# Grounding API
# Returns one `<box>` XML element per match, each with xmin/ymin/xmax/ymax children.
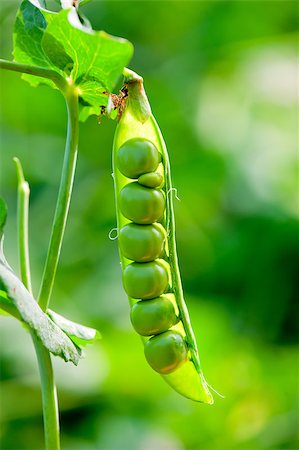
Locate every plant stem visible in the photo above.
<box><xmin>0</xmin><ymin>59</ymin><xmax>67</xmax><ymax>91</ymax></box>
<box><xmin>14</xmin><ymin>158</ymin><xmax>32</xmax><ymax>293</ymax></box>
<box><xmin>34</xmin><ymin>87</ymin><xmax>79</xmax><ymax>448</ymax></box>
<box><xmin>38</xmin><ymin>88</ymin><xmax>79</xmax><ymax>311</ymax></box>
<box><xmin>4</xmin><ymin>56</ymin><xmax>79</xmax><ymax>449</ymax></box>
<box><xmin>14</xmin><ymin>159</ymin><xmax>61</xmax><ymax>450</ymax></box>
<box><xmin>32</xmin><ymin>337</ymin><xmax>60</xmax><ymax>450</ymax></box>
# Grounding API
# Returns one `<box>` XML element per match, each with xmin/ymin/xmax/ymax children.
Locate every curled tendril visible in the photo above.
<box><xmin>166</xmin><ymin>187</ymin><xmax>181</xmax><ymax>202</ymax></box>
<box><xmin>108</xmin><ymin>228</ymin><xmax>118</xmax><ymax>241</ymax></box>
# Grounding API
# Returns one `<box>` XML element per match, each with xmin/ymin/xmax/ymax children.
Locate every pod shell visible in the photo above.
<box><xmin>112</xmin><ymin>77</ymin><xmax>214</xmax><ymax>404</ymax></box>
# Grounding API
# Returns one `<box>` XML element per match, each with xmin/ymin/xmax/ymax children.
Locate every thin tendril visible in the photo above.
<box><xmin>166</xmin><ymin>187</ymin><xmax>181</xmax><ymax>202</ymax></box>
<box><xmin>108</xmin><ymin>227</ymin><xmax>118</xmax><ymax>240</ymax></box>
<box><xmin>206</xmin><ymin>382</ymin><xmax>225</xmax><ymax>399</ymax></box>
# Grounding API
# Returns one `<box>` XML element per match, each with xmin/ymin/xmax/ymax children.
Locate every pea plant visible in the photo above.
<box><xmin>0</xmin><ymin>0</ymin><xmax>214</xmax><ymax>448</ymax></box>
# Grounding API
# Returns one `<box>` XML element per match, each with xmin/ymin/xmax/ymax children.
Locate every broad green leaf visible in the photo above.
<box><xmin>42</xmin><ymin>8</ymin><xmax>133</xmax><ymax>118</ymax></box>
<box><xmin>13</xmin><ymin>0</ymin><xmax>133</xmax><ymax>120</ymax></box>
<box><xmin>45</xmin><ymin>8</ymin><xmax>131</xmax><ymax>91</ymax></box>
<box><xmin>48</xmin><ymin>309</ymin><xmax>101</xmax><ymax>347</ymax></box>
<box><xmin>13</xmin><ymin>0</ymin><xmax>60</xmax><ymax>88</ymax></box>
<box><xmin>0</xmin><ymin>257</ymin><xmax>81</xmax><ymax>364</ymax></box>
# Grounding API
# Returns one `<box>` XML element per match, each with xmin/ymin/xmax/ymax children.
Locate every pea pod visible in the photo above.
<box><xmin>112</xmin><ymin>69</ymin><xmax>213</xmax><ymax>404</ymax></box>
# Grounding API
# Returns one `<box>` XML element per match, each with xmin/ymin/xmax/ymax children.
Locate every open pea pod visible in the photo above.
<box><xmin>112</xmin><ymin>69</ymin><xmax>213</xmax><ymax>404</ymax></box>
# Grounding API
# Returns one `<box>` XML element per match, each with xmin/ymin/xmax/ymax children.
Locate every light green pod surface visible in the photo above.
<box><xmin>112</xmin><ymin>71</ymin><xmax>213</xmax><ymax>404</ymax></box>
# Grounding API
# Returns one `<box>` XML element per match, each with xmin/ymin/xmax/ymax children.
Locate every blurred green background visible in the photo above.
<box><xmin>0</xmin><ymin>1</ymin><xmax>298</xmax><ymax>449</ymax></box>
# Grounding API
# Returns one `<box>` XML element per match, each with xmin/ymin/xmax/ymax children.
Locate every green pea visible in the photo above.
<box><xmin>144</xmin><ymin>331</ymin><xmax>188</xmax><ymax>374</ymax></box>
<box><xmin>123</xmin><ymin>260</ymin><xmax>168</xmax><ymax>299</ymax></box>
<box><xmin>119</xmin><ymin>182</ymin><xmax>165</xmax><ymax>224</ymax></box>
<box><xmin>119</xmin><ymin>223</ymin><xmax>166</xmax><ymax>262</ymax></box>
<box><xmin>138</xmin><ymin>172</ymin><xmax>164</xmax><ymax>188</ymax></box>
<box><xmin>130</xmin><ymin>295</ymin><xmax>178</xmax><ymax>336</ymax></box>
<box><xmin>117</xmin><ymin>138</ymin><xmax>161</xmax><ymax>179</ymax></box>
<box><xmin>113</xmin><ymin>70</ymin><xmax>214</xmax><ymax>403</ymax></box>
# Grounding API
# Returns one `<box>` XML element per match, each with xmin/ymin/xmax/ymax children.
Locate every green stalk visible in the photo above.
<box><xmin>3</xmin><ymin>56</ymin><xmax>80</xmax><ymax>447</ymax></box>
<box><xmin>32</xmin><ymin>338</ymin><xmax>60</xmax><ymax>450</ymax></box>
<box><xmin>14</xmin><ymin>158</ymin><xmax>32</xmax><ymax>293</ymax></box>
<box><xmin>14</xmin><ymin>160</ymin><xmax>60</xmax><ymax>450</ymax></box>
<box><xmin>38</xmin><ymin>88</ymin><xmax>79</xmax><ymax>311</ymax></box>
<box><xmin>0</xmin><ymin>59</ymin><xmax>67</xmax><ymax>90</ymax></box>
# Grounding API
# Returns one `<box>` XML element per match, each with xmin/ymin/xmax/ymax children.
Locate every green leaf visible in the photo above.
<box><xmin>42</xmin><ymin>8</ymin><xmax>133</xmax><ymax>118</ymax></box>
<box><xmin>0</xmin><ymin>290</ymin><xmax>21</xmax><ymax>318</ymax></box>
<box><xmin>13</xmin><ymin>0</ymin><xmax>59</xmax><ymax>88</ymax></box>
<box><xmin>13</xmin><ymin>0</ymin><xmax>133</xmax><ymax>119</ymax></box>
<box><xmin>79</xmin><ymin>0</ymin><xmax>92</xmax><ymax>6</ymax></box>
<box><xmin>0</xmin><ymin>257</ymin><xmax>81</xmax><ymax>365</ymax></box>
<box><xmin>46</xmin><ymin>9</ymin><xmax>131</xmax><ymax>91</ymax></box>
<box><xmin>0</xmin><ymin>290</ymin><xmax>10</xmax><ymax>316</ymax></box>
<box><xmin>79</xmin><ymin>103</ymin><xmax>101</xmax><ymax>122</ymax></box>
<box><xmin>0</xmin><ymin>198</ymin><xmax>7</xmax><ymax>240</ymax></box>
<box><xmin>48</xmin><ymin>309</ymin><xmax>101</xmax><ymax>347</ymax></box>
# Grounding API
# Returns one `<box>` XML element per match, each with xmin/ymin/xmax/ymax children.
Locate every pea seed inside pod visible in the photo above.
<box><xmin>117</xmin><ymin>137</ymin><xmax>161</xmax><ymax>179</ymax></box>
<box><xmin>130</xmin><ymin>295</ymin><xmax>178</xmax><ymax>336</ymax></box>
<box><xmin>138</xmin><ymin>172</ymin><xmax>164</xmax><ymax>188</ymax></box>
<box><xmin>123</xmin><ymin>260</ymin><xmax>169</xmax><ymax>299</ymax></box>
<box><xmin>119</xmin><ymin>182</ymin><xmax>165</xmax><ymax>224</ymax></box>
<box><xmin>113</xmin><ymin>72</ymin><xmax>214</xmax><ymax>403</ymax></box>
<box><xmin>144</xmin><ymin>330</ymin><xmax>188</xmax><ymax>374</ymax></box>
<box><xmin>119</xmin><ymin>223</ymin><xmax>166</xmax><ymax>262</ymax></box>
